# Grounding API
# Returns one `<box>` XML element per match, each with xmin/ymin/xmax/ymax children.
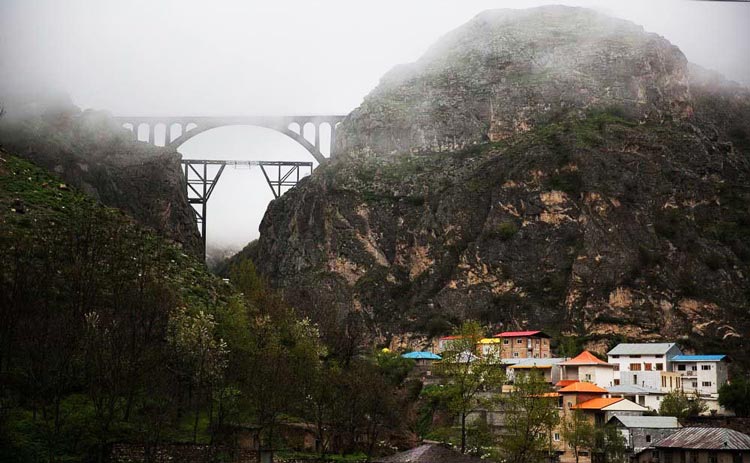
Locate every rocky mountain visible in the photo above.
<box><xmin>250</xmin><ymin>6</ymin><xmax>750</xmax><ymax>365</ymax></box>
<box><xmin>0</xmin><ymin>97</ymin><xmax>202</xmax><ymax>256</ymax></box>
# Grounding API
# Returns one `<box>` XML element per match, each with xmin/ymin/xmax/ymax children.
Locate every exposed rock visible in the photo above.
<box><xmin>249</xmin><ymin>7</ymin><xmax>750</xmax><ymax>366</ymax></box>
<box><xmin>0</xmin><ymin>103</ymin><xmax>202</xmax><ymax>256</ymax></box>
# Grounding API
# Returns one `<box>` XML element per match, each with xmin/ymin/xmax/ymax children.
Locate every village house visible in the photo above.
<box><xmin>402</xmin><ymin>351</ymin><xmax>442</xmax><ymax>385</ymax></box>
<box><xmin>504</xmin><ymin>357</ymin><xmax>566</xmax><ymax>384</ymax></box>
<box><xmin>560</xmin><ymin>351</ymin><xmax>617</xmax><ymax>388</ymax></box>
<box><xmin>607</xmin><ymin>384</ymin><xmax>665</xmax><ymax>411</ymax></box>
<box><xmin>608</xmin><ymin>343</ymin><xmax>684</xmax><ymax>389</ymax></box>
<box><xmin>636</xmin><ymin>427</ymin><xmax>750</xmax><ymax>463</ymax></box>
<box><xmin>494</xmin><ymin>330</ymin><xmax>552</xmax><ymax>359</ymax></box>
<box><xmin>436</xmin><ymin>335</ymin><xmax>463</xmax><ymax>353</ymax></box>
<box><xmin>477</xmin><ymin>337</ymin><xmax>502</xmax><ymax>357</ymax></box>
<box><xmin>670</xmin><ymin>355</ymin><xmax>729</xmax><ymax>397</ymax></box>
<box><xmin>607</xmin><ymin>415</ymin><xmax>681</xmax><ymax>455</ymax></box>
<box><xmin>571</xmin><ymin>397</ymin><xmax>648</xmax><ymax>426</ymax></box>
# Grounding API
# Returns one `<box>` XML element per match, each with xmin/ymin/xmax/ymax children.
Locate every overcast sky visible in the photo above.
<box><xmin>1</xmin><ymin>0</ymin><xmax>749</xmax><ymax>256</ymax></box>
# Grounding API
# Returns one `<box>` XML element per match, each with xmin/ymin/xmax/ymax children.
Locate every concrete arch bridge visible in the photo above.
<box><xmin>113</xmin><ymin>115</ymin><xmax>347</xmax><ymax>256</ymax></box>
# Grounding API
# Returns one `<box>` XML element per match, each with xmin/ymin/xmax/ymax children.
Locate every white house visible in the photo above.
<box><xmin>559</xmin><ymin>350</ymin><xmax>616</xmax><ymax>388</ymax></box>
<box><xmin>607</xmin><ymin>343</ymin><xmax>683</xmax><ymax>389</ymax></box>
<box><xmin>606</xmin><ymin>384</ymin><xmax>665</xmax><ymax>411</ymax></box>
<box><xmin>670</xmin><ymin>355</ymin><xmax>728</xmax><ymax>397</ymax></box>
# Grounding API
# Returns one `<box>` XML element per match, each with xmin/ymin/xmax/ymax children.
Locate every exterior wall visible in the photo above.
<box><xmin>621</xmin><ymin>370</ymin><xmax>663</xmax><ymax>390</ymax></box>
<box><xmin>672</xmin><ymin>361</ymin><xmax>728</xmax><ymax>396</ymax></box>
<box><xmin>624</xmin><ymin>427</ymin><xmax>679</xmax><ymax>453</ymax></box>
<box><xmin>499</xmin><ymin>336</ymin><xmax>551</xmax><ymax>359</ymax></box>
<box><xmin>578</xmin><ymin>365</ymin><xmax>616</xmax><ymax>388</ymax></box>
<box><xmin>609</xmin><ymin>345</ymin><xmax>682</xmax><ymax>384</ymax></box>
<box><xmin>660</xmin><ymin>372</ymin><xmax>684</xmax><ymax>392</ymax></box>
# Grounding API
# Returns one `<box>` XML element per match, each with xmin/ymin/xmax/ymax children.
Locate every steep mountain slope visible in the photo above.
<box><xmin>251</xmin><ymin>7</ymin><xmax>750</xmax><ymax>363</ymax></box>
<box><xmin>0</xmin><ymin>99</ymin><xmax>202</xmax><ymax>256</ymax></box>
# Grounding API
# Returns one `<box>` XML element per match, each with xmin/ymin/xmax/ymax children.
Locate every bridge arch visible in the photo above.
<box><xmin>114</xmin><ymin>115</ymin><xmax>346</xmax><ymax>164</ymax></box>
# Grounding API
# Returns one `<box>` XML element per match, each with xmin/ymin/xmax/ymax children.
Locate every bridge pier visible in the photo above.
<box><xmin>180</xmin><ymin>159</ymin><xmax>313</xmax><ymax>258</ymax></box>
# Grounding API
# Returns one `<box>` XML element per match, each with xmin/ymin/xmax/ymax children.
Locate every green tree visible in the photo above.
<box><xmin>659</xmin><ymin>390</ymin><xmax>708</xmax><ymax>420</ymax></box>
<box><xmin>432</xmin><ymin>321</ymin><xmax>505</xmax><ymax>454</ymax></box>
<box><xmin>595</xmin><ymin>425</ymin><xmax>627</xmax><ymax>463</ymax></box>
<box><xmin>718</xmin><ymin>377</ymin><xmax>750</xmax><ymax>417</ymax></box>
<box><xmin>562</xmin><ymin>410</ymin><xmax>595</xmax><ymax>463</ymax></box>
<box><xmin>498</xmin><ymin>371</ymin><xmax>560</xmax><ymax>463</ymax></box>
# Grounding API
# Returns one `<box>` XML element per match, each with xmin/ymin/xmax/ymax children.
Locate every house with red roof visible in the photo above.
<box><xmin>493</xmin><ymin>330</ymin><xmax>551</xmax><ymax>359</ymax></box>
<box><xmin>559</xmin><ymin>351</ymin><xmax>617</xmax><ymax>388</ymax></box>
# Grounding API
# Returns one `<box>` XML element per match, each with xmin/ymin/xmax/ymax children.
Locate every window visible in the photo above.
<box><xmin>543</xmin><ymin>339</ymin><xmax>548</xmax><ymax>345</ymax></box>
<box><xmin>614</xmin><ymin>379</ymin><xmax>620</xmax><ymax>385</ymax></box>
<box><xmin>554</xmin><ymin>433</ymin><xmax>560</xmax><ymax>442</ymax></box>
<box><xmin>692</xmin><ymin>381</ymin><xmax>698</xmax><ymax>388</ymax></box>
<box><xmin>567</xmin><ymin>402</ymin><xmax>573</xmax><ymax>409</ymax></box>
<box><xmin>655</xmin><ymin>363</ymin><xmax>664</xmax><ymax>371</ymax></box>
<box><xmin>513</xmin><ymin>352</ymin><xmax>519</xmax><ymax>358</ymax></box>
<box><xmin>630</xmin><ymin>363</ymin><xmax>642</xmax><ymax>371</ymax></box>
<box><xmin>517</xmin><ymin>339</ymin><xmax>523</xmax><ymax>344</ymax></box>
<box><xmin>691</xmin><ymin>365</ymin><xmax>698</xmax><ymax>371</ymax></box>
<box><xmin>612</xmin><ymin>355</ymin><xmax>620</xmax><ymax>359</ymax></box>
<box><xmin>662</xmin><ymin>377</ymin><xmax>667</xmax><ymax>388</ymax></box>
<box><xmin>613</xmin><ymin>364</ymin><xmax>620</xmax><ymax>371</ymax></box>
<box><xmin>630</xmin><ymin>355</ymin><xmax>641</xmax><ymax>358</ymax></box>
<box><xmin>689</xmin><ymin>452</ymin><xmax>698</xmax><ymax>463</ymax></box>
<box><xmin>678</xmin><ymin>365</ymin><xmax>686</xmax><ymax>371</ymax></box>
<box><xmin>655</xmin><ymin>354</ymin><xmax>664</xmax><ymax>358</ymax></box>
<box><xmin>701</xmin><ymin>365</ymin><xmax>712</xmax><ymax>371</ymax></box>
<box><xmin>585</xmin><ymin>374</ymin><xmax>592</xmax><ymax>381</ymax></box>
<box><xmin>702</xmin><ymin>381</ymin><xmax>712</xmax><ymax>387</ymax></box>
<box><xmin>634</xmin><ymin>374</ymin><xmax>638</xmax><ymax>385</ymax></box>
<box><xmin>664</xmin><ymin>451</ymin><xmax>673</xmax><ymax>463</ymax></box>
<box><xmin>503</xmin><ymin>339</ymin><xmax>509</xmax><ymax>345</ymax></box>
<box><xmin>645</xmin><ymin>363</ymin><xmax>653</xmax><ymax>371</ymax></box>
<box><xmin>709</xmin><ymin>452</ymin><xmax>718</xmax><ymax>463</ymax></box>
<box><xmin>646</xmin><ymin>435</ymin><xmax>651</xmax><ymax>443</ymax></box>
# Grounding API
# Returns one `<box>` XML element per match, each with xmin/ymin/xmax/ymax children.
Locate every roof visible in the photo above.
<box><xmin>402</xmin><ymin>352</ymin><xmax>442</xmax><ymax>360</ymax></box>
<box><xmin>572</xmin><ymin>397</ymin><xmax>623</xmax><ymax>410</ymax></box>
<box><xmin>561</xmin><ymin>351</ymin><xmax>612</xmax><ymax>366</ymax></box>
<box><xmin>556</xmin><ymin>380</ymin><xmax>579</xmax><ymax>387</ymax></box>
<box><xmin>652</xmin><ymin>427</ymin><xmax>750</xmax><ymax>451</ymax></box>
<box><xmin>559</xmin><ymin>382</ymin><xmax>608</xmax><ymax>394</ymax></box>
<box><xmin>510</xmin><ymin>364</ymin><xmax>552</xmax><ymax>369</ymax></box>
<box><xmin>671</xmin><ymin>355</ymin><xmax>727</xmax><ymax>362</ymax></box>
<box><xmin>373</xmin><ymin>444</ymin><xmax>484</xmax><ymax>463</ymax></box>
<box><xmin>493</xmin><ymin>330</ymin><xmax>550</xmax><ymax>338</ymax></box>
<box><xmin>503</xmin><ymin>358</ymin><xmax>567</xmax><ymax>367</ymax></box>
<box><xmin>608</xmin><ymin>416</ymin><xmax>681</xmax><ymax>429</ymax></box>
<box><xmin>607</xmin><ymin>343</ymin><xmax>680</xmax><ymax>356</ymax></box>
<box><xmin>439</xmin><ymin>335</ymin><xmax>463</xmax><ymax>341</ymax></box>
<box><xmin>477</xmin><ymin>338</ymin><xmax>501</xmax><ymax>344</ymax></box>
<box><xmin>607</xmin><ymin>384</ymin><xmax>663</xmax><ymax>395</ymax></box>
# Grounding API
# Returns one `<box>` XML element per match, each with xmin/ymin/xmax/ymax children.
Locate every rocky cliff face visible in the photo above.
<box><xmin>0</xmin><ymin>101</ymin><xmax>202</xmax><ymax>256</ymax></box>
<box><xmin>252</xmin><ymin>7</ymin><xmax>750</xmax><ymax>363</ymax></box>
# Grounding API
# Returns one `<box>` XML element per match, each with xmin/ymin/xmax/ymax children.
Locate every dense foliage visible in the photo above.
<box><xmin>0</xmin><ymin>151</ymin><xmax>414</xmax><ymax>462</ymax></box>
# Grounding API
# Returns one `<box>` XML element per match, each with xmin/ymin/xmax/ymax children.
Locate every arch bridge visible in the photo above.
<box><xmin>113</xmin><ymin>115</ymin><xmax>347</xmax><ymax>258</ymax></box>
<box><xmin>113</xmin><ymin>115</ymin><xmax>347</xmax><ymax>163</ymax></box>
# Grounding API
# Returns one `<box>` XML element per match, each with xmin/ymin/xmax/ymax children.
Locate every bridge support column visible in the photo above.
<box><xmin>330</xmin><ymin>123</ymin><xmax>337</xmax><ymax>158</ymax></box>
<box><xmin>182</xmin><ymin>160</ymin><xmax>226</xmax><ymax>258</ymax></box>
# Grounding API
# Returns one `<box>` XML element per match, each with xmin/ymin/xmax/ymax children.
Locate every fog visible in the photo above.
<box><xmin>1</xmin><ymin>0</ymin><xmax>749</xmax><ymax>257</ymax></box>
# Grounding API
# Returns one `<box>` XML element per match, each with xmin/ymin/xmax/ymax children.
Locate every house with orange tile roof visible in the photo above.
<box><xmin>558</xmin><ymin>381</ymin><xmax>609</xmax><ymax>414</ymax></box>
<box><xmin>492</xmin><ymin>330</ymin><xmax>551</xmax><ymax>359</ymax></box>
<box><xmin>560</xmin><ymin>351</ymin><xmax>617</xmax><ymax>388</ymax></box>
